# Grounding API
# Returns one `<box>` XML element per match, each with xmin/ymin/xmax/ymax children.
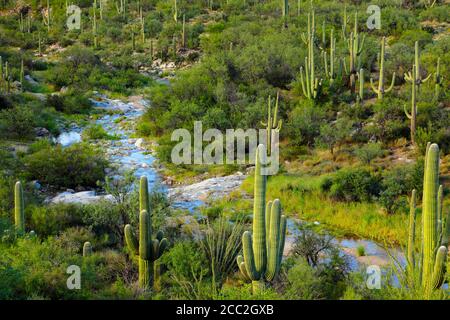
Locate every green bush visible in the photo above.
<box><xmin>23</xmin><ymin>143</ymin><xmax>108</xmax><ymax>189</ymax></box>
<box><xmin>329</xmin><ymin>168</ymin><xmax>381</xmax><ymax>202</ymax></box>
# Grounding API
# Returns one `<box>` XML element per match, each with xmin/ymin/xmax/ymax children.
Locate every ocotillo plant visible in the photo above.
<box><xmin>404</xmin><ymin>65</ymin><xmax>417</xmax><ymax>144</ymax></box>
<box><xmin>83</xmin><ymin>242</ymin><xmax>93</xmax><ymax>257</ymax></box>
<box><xmin>346</xmin><ymin>12</ymin><xmax>365</xmax><ymax>93</ymax></box>
<box><xmin>434</xmin><ymin>58</ymin><xmax>443</xmax><ymax>100</ymax></box>
<box><xmin>124</xmin><ymin>176</ymin><xmax>169</xmax><ymax>290</ymax></box>
<box><xmin>15</xmin><ymin>181</ymin><xmax>25</xmax><ymax>233</ymax></box>
<box><xmin>407</xmin><ymin>144</ymin><xmax>448</xmax><ymax>297</ymax></box>
<box><xmin>370</xmin><ymin>37</ymin><xmax>395</xmax><ymax>99</ymax></box>
<box><xmin>405</xmin><ymin>41</ymin><xmax>431</xmax><ymax>92</ymax></box>
<box><xmin>236</xmin><ymin>145</ymin><xmax>287</xmax><ymax>293</ymax></box>
<box><xmin>323</xmin><ymin>28</ymin><xmax>336</xmax><ymax>84</ymax></box>
<box><xmin>261</xmin><ymin>93</ymin><xmax>282</xmax><ymax>155</ymax></box>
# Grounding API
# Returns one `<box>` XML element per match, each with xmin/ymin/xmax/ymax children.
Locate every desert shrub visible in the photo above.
<box><xmin>0</xmin><ymin>106</ymin><xmax>36</xmax><ymax>139</ymax></box>
<box><xmin>162</xmin><ymin>241</ymin><xmax>211</xmax><ymax>299</ymax></box>
<box><xmin>379</xmin><ymin>161</ymin><xmax>424</xmax><ymax>214</ymax></box>
<box><xmin>23</xmin><ymin>143</ymin><xmax>108</xmax><ymax>188</ymax></box>
<box><xmin>354</xmin><ymin>142</ymin><xmax>384</xmax><ymax>165</ymax></box>
<box><xmin>218</xmin><ymin>283</ymin><xmax>281</xmax><ymax>300</ymax></box>
<box><xmin>28</xmin><ymin>203</ymin><xmax>84</xmax><ymax>236</ymax></box>
<box><xmin>287</xmin><ymin>102</ymin><xmax>325</xmax><ymax>146</ymax></box>
<box><xmin>46</xmin><ymin>90</ymin><xmax>91</xmax><ymax>114</ymax></box>
<box><xmin>82</xmin><ymin>124</ymin><xmax>116</xmax><ymax>140</ymax></box>
<box><xmin>328</xmin><ymin>168</ymin><xmax>381</xmax><ymax>202</ymax></box>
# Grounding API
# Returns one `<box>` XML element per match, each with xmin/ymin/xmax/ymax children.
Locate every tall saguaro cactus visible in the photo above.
<box><xmin>407</xmin><ymin>144</ymin><xmax>448</xmax><ymax>297</ymax></box>
<box><xmin>124</xmin><ymin>176</ymin><xmax>168</xmax><ymax>290</ymax></box>
<box><xmin>323</xmin><ymin>29</ymin><xmax>336</xmax><ymax>84</ymax></box>
<box><xmin>236</xmin><ymin>145</ymin><xmax>287</xmax><ymax>293</ymax></box>
<box><xmin>83</xmin><ymin>242</ymin><xmax>93</xmax><ymax>257</ymax></box>
<box><xmin>404</xmin><ymin>65</ymin><xmax>417</xmax><ymax>145</ymax></box>
<box><xmin>346</xmin><ymin>12</ymin><xmax>365</xmax><ymax>93</ymax></box>
<box><xmin>370</xmin><ymin>37</ymin><xmax>395</xmax><ymax>99</ymax></box>
<box><xmin>300</xmin><ymin>11</ymin><xmax>322</xmax><ymax>100</ymax></box>
<box><xmin>15</xmin><ymin>181</ymin><xmax>25</xmax><ymax>233</ymax></box>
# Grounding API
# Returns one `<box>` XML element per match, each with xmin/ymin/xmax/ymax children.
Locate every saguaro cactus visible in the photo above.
<box><xmin>357</xmin><ymin>68</ymin><xmax>364</xmax><ymax>104</ymax></box>
<box><xmin>346</xmin><ymin>12</ymin><xmax>365</xmax><ymax>93</ymax></box>
<box><xmin>93</xmin><ymin>0</ymin><xmax>98</xmax><ymax>49</ymax></box>
<box><xmin>282</xmin><ymin>0</ymin><xmax>289</xmax><ymax>27</ymax></box>
<box><xmin>124</xmin><ymin>176</ymin><xmax>168</xmax><ymax>290</ymax></box>
<box><xmin>15</xmin><ymin>181</ymin><xmax>25</xmax><ymax>233</ymax></box>
<box><xmin>261</xmin><ymin>92</ymin><xmax>282</xmax><ymax>155</ymax></box>
<box><xmin>370</xmin><ymin>37</ymin><xmax>395</xmax><ymax>99</ymax></box>
<box><xmin>407</xmin><ymin>144</ymin><xmax>448</xmax><ymax>297</ymax></box>
<box><xmin>83</xmin><ymin>241</ymin><xmax>93</xmax><ymax>257</ymax></box>
<box><xmin>300</xmin><ymin>11</ymin><xmax>322</xmax><ymax>100</ymax></box>
<box><xmin>434</xmin><ymin>58</ymin><xmax>443</xmax><ymax>100</ymax></box>
<box><xmin>323</xmin><ymin>29</ymin><xmax>336</xmax><ymax>84</ymax></box>
<box><xmin>236</xmin><ymin>145</ymin><xmax>287</xmax><ymax>293</ymax></box>
<box><xmin>404</xmin><ymin>65</ymin><xmax>417</xmax><ymax>144</ymax></box>
<box><xmin>405</xmin><ymin>41</ymin><xmax>431</xmax><ymax>92</ymax></box>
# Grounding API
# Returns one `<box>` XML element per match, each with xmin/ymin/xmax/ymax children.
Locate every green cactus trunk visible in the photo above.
<box><xmin>237</xmin><ymin>145</ymin><xmax>287</xmax><ymax>294</ymax></box>
<box><xmin>253</xmin><ymin>145</ymin><xmax>267</xmax><ymax>278</ymax></box>
<box><xmin>14</xmin><ymin>181</ymin><xmax>25</xmax><ymax>233</ymax></box>
<box><xmin>347</xmin><ymin>12</ymin><xmax>365</xmax><ymax>94</ymax></box>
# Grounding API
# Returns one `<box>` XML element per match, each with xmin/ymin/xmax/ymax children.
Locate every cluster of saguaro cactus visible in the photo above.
<box><xmin>299</xmin><ymin>11</ymin><xmax>322</xmax><ymax>100</ymax></box>
<box><xmin>236</xmin><ymin>145</ymin><xmax>287</xmax><ymax>293</ymax></box>
<box><xmin>261</xmin><ymin>92</ymin><xmax>282</xmax><ymax>156</ymax></box>
<box><xmin>404</xmin><ymin>65</ymin><xmax>418</xmax><ymax>145</ymax></box>
<box><xmin>346</xmin><ymin>12</ymin><xmax>365</xmax><ymax>93</ymax></box>
<box><xmin>370</xmin><ymin>37</ymin><xmax>395</xmax><ymax>99</ymax></box>
<box><xmin>406</xmin><ymin>143</ymin><xmax>448</xmax><ymax>297</ymax></box>
<box><xmin>124</xmin><ymin>176</ymin><xmax>169</xmax><ymax>291</ymax></box>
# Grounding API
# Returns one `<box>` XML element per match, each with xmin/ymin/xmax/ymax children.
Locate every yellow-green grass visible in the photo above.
<box><xmin>217</xmin><ymin>174</ymin><xmax>412</xmax><ymax>245</ymax></box>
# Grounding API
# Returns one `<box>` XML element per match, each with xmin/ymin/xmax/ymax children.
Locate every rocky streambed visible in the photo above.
<box><xmin>48</xmin><ymin>92</ymin><xmax>403</xmax><ymax>274</ymax></box>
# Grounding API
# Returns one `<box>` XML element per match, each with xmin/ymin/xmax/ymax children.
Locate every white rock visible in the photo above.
<box><xmin>135</xmin><ymin>138</ymin><xmax>144</xmax><ymax>149</ymax></box>
<box><xmin>49</xmin><ymin>191</ymin><xmax>115</xmax><ymax>205</ymax></box>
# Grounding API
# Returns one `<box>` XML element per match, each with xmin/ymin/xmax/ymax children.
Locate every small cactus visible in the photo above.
<box><xmin>83</xmin><ymin>241</ymin><xmax>93</xmax><ymax>257</ymax></box>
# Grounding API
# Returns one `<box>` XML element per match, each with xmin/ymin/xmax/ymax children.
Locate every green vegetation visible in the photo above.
<box><xmin>0</xmin><ymin>0</ymin><xmax>448</xmax><ymax>301</ymax></box>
